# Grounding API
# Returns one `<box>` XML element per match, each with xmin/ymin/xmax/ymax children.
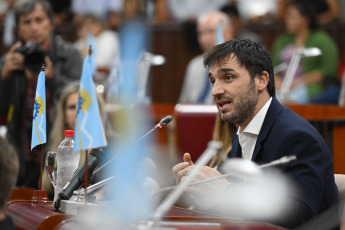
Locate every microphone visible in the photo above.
<box><xmin>157</xmin><ymin>115</ymin><xmax>173</xmax><ymax>126</ymax></box>
<box><xmin>136</xmin><ymin>115</ymin><xmax>173</xmax><ymax>143</ymax></box>
<box><xmin>259</xmin><ymin>155</ymin><xmax>297</xmax><ymax>169</ymax></box>
<box><xmin>54</xmin><ymin>148</ymin><xmax>103</xmax><ymax>210</ymax></box>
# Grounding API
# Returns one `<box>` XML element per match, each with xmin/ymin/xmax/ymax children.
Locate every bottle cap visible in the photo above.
<box><xmin>64</xmin><ymin>130</ymin><xmax>75</xmax><ymax>137</ymax></box>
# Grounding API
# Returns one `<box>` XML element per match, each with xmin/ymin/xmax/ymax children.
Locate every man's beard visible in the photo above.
<box><xmin>220</xmin><ymin>81</ymin><xmax>258</xmax><ymax>125</ymax></box>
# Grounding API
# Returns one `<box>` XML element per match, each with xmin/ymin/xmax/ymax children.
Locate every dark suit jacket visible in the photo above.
<box><xmin>228</xmin><ymin>97</ymin><xmax>338</xmax><ymax>229</ymax></box>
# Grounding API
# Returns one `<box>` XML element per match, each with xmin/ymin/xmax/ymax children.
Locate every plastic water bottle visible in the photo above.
<box><xmin>54</xmin><ymin>130</ymin><xmax>80</xmax><ymax>202</ymax></box>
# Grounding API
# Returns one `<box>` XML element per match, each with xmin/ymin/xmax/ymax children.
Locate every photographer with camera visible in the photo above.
<box><xmin>0</xmin><ymin>0</ymin><xmax>83</xmax><ymax>189</ymax></box>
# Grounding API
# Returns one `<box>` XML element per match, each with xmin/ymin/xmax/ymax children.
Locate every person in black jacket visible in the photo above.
<box><xmin>0</xmin><ymin>0</ymin><xmax>83</xmax><ymax>189</ymax></box>
<box><xmin>173</xmin><ymin>39</ymin><xmax>338</xmax><ymax>228</ymax></box>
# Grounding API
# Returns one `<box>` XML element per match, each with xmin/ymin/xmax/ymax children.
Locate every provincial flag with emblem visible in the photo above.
<box><xmin>31</xmin><ymin>70</ymin><xmax>46</xmax><ymax>150</ymax></box>
<box><xmin>73</xmin><ymin>51</ymin><xmax>107</xmax><ymax>152</ymax></box>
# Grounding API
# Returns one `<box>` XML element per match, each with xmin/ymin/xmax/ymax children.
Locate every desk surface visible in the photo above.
<box><xmin>6</xmin><ymin>200</ymin><xmax>285</xmax><ymax>230</ymax></box>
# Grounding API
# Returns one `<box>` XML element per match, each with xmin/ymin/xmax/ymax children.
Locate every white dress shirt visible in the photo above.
<box><xmin>237</xmin><ymin>97</ymin><xmax>272</xmax><ymax>160</ymax></box>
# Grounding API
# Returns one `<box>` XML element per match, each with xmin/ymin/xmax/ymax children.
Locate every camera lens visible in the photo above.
<box><xmin>25</xmin><ymin>49</ymin><xmax>45</xmax><ymax>73</ymax></box>
<box><xmin>16</xmin><ymin>42</ymin><xmax>45</xmax><ymax>73</ymax></box>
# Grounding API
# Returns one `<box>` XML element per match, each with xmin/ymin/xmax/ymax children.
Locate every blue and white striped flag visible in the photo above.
<box><xmin>73</xmin><ymin>54</ymin><xmax>107</xmax><ymax>152</ymax></box>
<box><xmin>31</xmin><ymin>70</ymin><xmax>46</xmax><ymax>150</ymax></box>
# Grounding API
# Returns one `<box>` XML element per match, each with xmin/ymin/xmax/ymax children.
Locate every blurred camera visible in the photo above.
<box><xmin>16</xmin><ymin>41</ymin><xmax>45</xmax><ymax>73</ymax></box>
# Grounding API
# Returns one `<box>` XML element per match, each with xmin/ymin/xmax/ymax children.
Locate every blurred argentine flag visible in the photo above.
<box><xmin>31</xmin><ymin>70</ymin><xmax>46</xmax><ymax>150</ymax></box>
<box><xmin>216</xmin><ymin>22</ymin><xmax>224</xmax><ymax>44</ymax></box>
<box><xmin>102</xmin><ymin>21</ymin><xmax>155</xmax><ymax>228</ymax></box>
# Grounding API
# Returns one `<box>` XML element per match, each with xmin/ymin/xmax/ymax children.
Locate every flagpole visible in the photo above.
<box><xmin>40</xmin><ymin>146</ymin><xmax>44</xmax><ymax>190</ymax></box>
<box><xmin>39</xmin><ymin>64</ymin><xmax>46</xmax><ymax>191</ymax></box>
<box><xmin>83</xmin><ymin>45</ymin><xmax>93</xmax><ymax>203</ymax></box>
<box><xmin>76</xmin><ymin>117</ymin><xmax>84</xmax><ymax>150</ymax></box>
<box><xmin>84</xmin><ymin>149</ymin><xmax>88</xmax><ymax>204</ymax></box>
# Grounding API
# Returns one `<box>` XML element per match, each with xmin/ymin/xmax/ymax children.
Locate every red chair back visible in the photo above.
<box><xmin>173</xmin><ymin>104</ymin><xmax>218</xmax><ymax>161</ymax></box>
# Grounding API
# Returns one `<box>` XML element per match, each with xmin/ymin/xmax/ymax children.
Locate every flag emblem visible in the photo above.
<box><xmin>33</xmin><ymin>97</ymin><xmax>45</xmax><ymax>118</ymax></box>
<box><xmin>78</xmin><ymin>89</ymin><xmax>92</xmax><ymax>113</ymax></box>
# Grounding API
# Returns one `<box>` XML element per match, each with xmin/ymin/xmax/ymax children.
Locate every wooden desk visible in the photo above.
<box><xmin>6</xmin><ymin>201</ymin><xmax>283</xmax><ymax>230</ymax></box>
<box><xmin>6</xmin><ymin>200</ymin><xmax>68</xmax><ymax>230</ymax></box>
<box><xmin>160</xmin><ymin>206</ymin><xmax>286</xmax><ymax>230</ymax></box>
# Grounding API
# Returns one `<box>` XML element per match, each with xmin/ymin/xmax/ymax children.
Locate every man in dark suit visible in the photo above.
<box><xmin>172</xmin><ymin>39</ymin><xmax>338</xmax><ymax>229</ymax></box>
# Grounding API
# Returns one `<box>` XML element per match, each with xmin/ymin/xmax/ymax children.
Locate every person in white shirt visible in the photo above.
<box><xmin>178</xmin><ymin>11</ymin><xmax>234</xmax><ymax>104</ymax></box>
<box><xmin>74</xmin><ymin>14</ymin><xmax>120</xmax><ymax>87</ymax></box>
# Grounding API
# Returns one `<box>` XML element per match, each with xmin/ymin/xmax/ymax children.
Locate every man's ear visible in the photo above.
<box><xmin>256</xmin><ymin>71</ymin><xmax>269</xmax><ymax>92</ymax></box>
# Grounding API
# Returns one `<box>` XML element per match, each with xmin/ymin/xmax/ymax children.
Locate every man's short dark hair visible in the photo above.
<box><xmin>0</xmin><ymin>137</ymin><xmax>19</xmax><ymax>213</ymax></box>
<box><xmin>203</xmin><ymin>39</ymin><xmax>275</xmax><ymax>97</ymax></box>
<box><xmin>14</xmin><ymin>0</ymin><xmax>54</xmax><ymax>25</ymax></box>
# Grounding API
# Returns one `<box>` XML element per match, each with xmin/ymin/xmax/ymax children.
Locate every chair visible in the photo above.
<box><xmin>173</xmin><ymin>104</ymin><xmax>218</xmax><ymax>161</ymax></box>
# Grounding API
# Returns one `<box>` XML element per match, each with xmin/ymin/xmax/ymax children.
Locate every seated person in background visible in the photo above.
<box><xmin>173</xmin><ymin>39</ymin><xmax>338</xmax><ymax>229</ymax></box>
<box><xmin>0</xmin><ymin>137</ymin><xmax>19</xmax><ymax>229</ymax></box>
<box><xmin>0</xmin><ymin>0</ymin><xmax>17</xmax><ymax>48</ymax></box>
<box><xmin>74</xmin><ymin>14</ymin><xmax>120</xmax><ymax>87</ymax></box>
<box><xmin>166</xmin><ymin>0</ymin><xmax>228</xmax><ymax>23</ymax></box>
<box><xmin>235</xmin><ymin>0</ymin><xmax>281</xmax><ymax>25</ymax></box>
<box><xmin>71</xmin><ymin>0</ymin><xmax>123</xmax><ymax>31</ymax></box>
<box><xmin>42</xmin><ymin>81</ymin><xmax>109</xmax><ymax>199</ymax></box>
<box><xmin>47</xmin><ymin>0</ymin><xmax>72</xmax><ymax>26</ymax></box>
<box><xmin>42</xmin><ymin>81</ymin><xmax>80</xmax><ymax>199</ymax></box>
<box><xmin>0</xmin><ymin>0</ymin><xmax>83</xmax><ymax>189</ymax></box>
<box><xmin>220</xmin><ymin>3</ymin><xmax>264</xmax><ymax>45</ymax></box>
<box><xmin>277</xmin><ymin>0</ymin><xmax>340</xmax><ymax>25</ymax></box>
<box><xmin>271</xmin><ymin>0</ymin><xmax>339</xmax><ymax>104</ymax></box>
<box><xmin>311</xmin><ymin>0</ymin><xmax>340</xmax><ymax>24</ymax></box>
<box><xmin>178</xmin><ymin>11</ymin><xmax>235</xmax><ymax>104</ymax></box>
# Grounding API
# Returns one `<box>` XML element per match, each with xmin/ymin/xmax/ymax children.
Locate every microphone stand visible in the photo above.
<box><xmin>278</xmin><ymin>47</ymin><xmax>322</xmax><ymax>103</ymax></box>
<box><xmin>91</xmin><ymin>115</ymin><xmax>173</xmax><ymax>177</ymax></box>
<box><xmin>279</xmin><ymin>48</ymin><xmax>303</xmax><ymax>102</ymax></box>
<box><xmin>135</xmin><ymin>123</ymin><xmax>164</xmax><ymax>143</ymax></box>
<box><xmin>74</xmin><ymin>176</ymin><xmax>115</xmax><ymax>197</ymax></box>
<box><xmin>259</xmin><ymin>155</ymin><xmax>297</xmax><ymax>169</ymax></box>
<box><xmin>151</xmin><ymin>141</ymin><xmax>223</xmax><ymax>223</ymax></box>
<box><xmin>152</xmin><ymin>155</ymin><xmax>297</xmax><ymax>199</ymax></box>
